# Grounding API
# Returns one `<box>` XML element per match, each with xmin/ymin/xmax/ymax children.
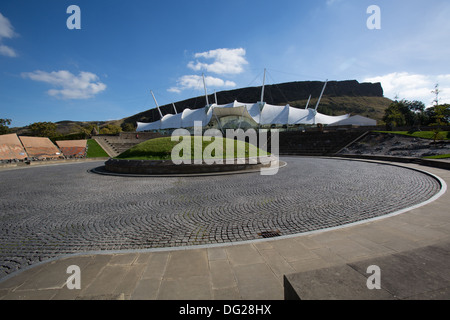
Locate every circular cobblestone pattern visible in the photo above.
<box><xmin>0</xmin><ymin>157</ymin><xmax>442</xmax><ymax>279</ymax></box>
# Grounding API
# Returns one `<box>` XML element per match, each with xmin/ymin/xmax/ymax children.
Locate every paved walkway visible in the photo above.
<box><xmin>0</xmin><ymin>160</ymin><xmax>449</xmax><ymax>300</ymax></box>
<box><xmin>0</xmin><ymin>157</ymin><xmax>440</xmax><ymax>276</ymax></box>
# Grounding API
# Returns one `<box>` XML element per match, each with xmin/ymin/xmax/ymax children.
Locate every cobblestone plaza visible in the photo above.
<box><xmin>0</xmin><ymin>157</ymin><xmax>442</xmax><ymax>279</ymax></box>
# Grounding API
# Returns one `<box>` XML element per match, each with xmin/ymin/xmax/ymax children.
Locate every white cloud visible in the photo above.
<box><xmin>168</xmin><ymin>47</ymin><xmax>245</xmax><ymax>93</ymax></box>
<box><xmin>22</xmin><ymin>70</ymin><xmax>107</xmax><ymax>100</ymax></box>
<box><xmin>168</xmin><ymin>74</ymin><xmax>236</xmax><ymax>93</ymax></box>
<box><xmin>0</xmin><ymin>12</ymin><xmax>17</xmax><ymax>57</ymax></box>
<box><xmin>0</xmin><ymin>13</ymin><xmax>16</xmax><ymax>39</ymax></box>
<box><xmin>364</xmin><ymin>72</ymin><xmax>450</xmax><ymax>106</ymax></box>
<box><xmin>326</xmin><ymin>0</ymin><xmax>343</xmax><ymax>6</ymax></box>
<box><xmin>187</xmin><ymin>48</ymin><xmax>248</xmax><ymax>75</ymax></box>
<box><xmin>0</xmin><ymin>44</ymin><xmax>16</xmax><ymax>57</ymax></box>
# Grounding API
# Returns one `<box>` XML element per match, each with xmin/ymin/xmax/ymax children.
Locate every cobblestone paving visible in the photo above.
<box><xmin>0</xmin><ymin>157</ymin><xmax>442</xmax><ymax>279</ymax></box>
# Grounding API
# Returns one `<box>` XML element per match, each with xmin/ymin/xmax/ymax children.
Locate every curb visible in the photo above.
<box><xmin>333</xmin><ymin>154</ymin><xmax>450</xmax><ymax>170</ymax></box>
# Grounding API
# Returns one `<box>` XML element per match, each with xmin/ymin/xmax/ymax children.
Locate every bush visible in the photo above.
<box><xmin>100</xmin><ymin>124</ymin><xmax>122</xmax><ymax>135</ymax></box>
<box><xmin>50</xmin><ymin>132</ymin><xmax>89</xmax><ymax>142</ymax></box>
<box><xmin>28</xmin><ymin>122</ymin><xmax>57</xmax><ymax>138</ymax></box>
<box><xmin>121</xmin><ymin>122</ymin><xmax>136</xmax><ymax>132</ymax></box>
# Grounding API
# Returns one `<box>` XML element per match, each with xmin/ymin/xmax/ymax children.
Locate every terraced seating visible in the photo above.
<box><xmin>93</xmin><ymin>132</ymin><xmax>163</xmax><ymax>157</ymax></box>
<box><xmin>93</xmin><ymin>130</ymin><xmax>365</xmax><ymax>158</ymax></box>
<box><xmin>276</xmin><ymin>130</ymin><xmax>368</xmax><ymax>156</ymax></box>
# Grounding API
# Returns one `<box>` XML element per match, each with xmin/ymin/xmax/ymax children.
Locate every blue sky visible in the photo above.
<box><xmin>1</xmin><ymin>0</ymin><xmax>449</xmax><ymax>127</ymax></box>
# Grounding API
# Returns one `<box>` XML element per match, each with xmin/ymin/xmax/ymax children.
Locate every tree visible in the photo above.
<box><xmin>425</xmin><ymin>104</ymin><xmax>450</xmax><ymax>126</ymax></box>
<box><xmin>0</xmin><ymin>118</ymin><xmax>12</xmax><ymax>135</ymax></box>
<box><xmin>383</xmin><ymin>105</ymin><xmax>406</xmax><ymax>128</ymax></box>
<box><xmin>28</xmin><ymin>122</ymin><xmax>57</xmax><ymax>137</ymax></box>
<box><xmin>405</xmin><ymin>100</ymin><xmax>426</xmax><ymax>128</ymax></box>
<box><xmin>431</xmin><ymin>83</ymin><xmax>441</xmax><ymax>106</ymax></box>
<box><xmin>426</xmin><ymin>104</ymin><xmax>450</xmax><ymax>144</ymax></box>
<box><xmin>383</xmin><ymin>100</ymin><xmax>428</xmax><ymax>129</ymax></box>
<box><xmin>433</xmin><ymin>104</ymin><xmax>450</xmax><ymax>125</ymax></box>
<box><xmin>121</xmin><ymin>122</ymin><xmax>136</xmax><ymax>132</ymax></box>
<box><xmin>407</xmin><ymin>100</ymin><xmax>425</xmax><ymax>113</ymax></box>
<box><xmin>100</xmin><ymin>124</ymin><xmax>122</xmax><ymax>135</ymax></box>
<box><xmin>383</xmin><ymin>100</ymin><xmax>410</xmax><ymax>128</ymax></box>
<box><xmin>79</xmin><ymin>123</ymin><xmax>98</xmax><ymax>136</ymax></box>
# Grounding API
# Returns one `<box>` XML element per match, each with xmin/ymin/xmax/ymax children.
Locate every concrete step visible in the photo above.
<box><xmin>284</xmin><ymin>241</ymin><xmax>450</xmax><ymax>300</ymax></box>
<box><xmin>92</xmin><ymin>137</ymin><xmax>118</xmax><ymax>158</ymax></box>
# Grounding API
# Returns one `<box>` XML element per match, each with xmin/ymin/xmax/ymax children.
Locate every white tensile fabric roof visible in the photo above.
<box><xmin>136</xmin><ymin>101</ymin><xmax>350</xmax><ymax>131</ymax></box>
<box><xmin>327</xmin><ymin>115</ymin><xmax>377</xmax><ymax>126</ymax></box>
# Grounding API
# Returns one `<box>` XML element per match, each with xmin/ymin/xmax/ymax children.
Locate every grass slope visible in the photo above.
<box><xmin>86</xmin><ymin>139</ymin><xmax>109</xmax><ymax>158</ymax></box>
<box><xmin>116</xmin><ymin>136</ymin><xmax>268</xmax><ymax>161</ymax></box>
<box><xmin>423</xmin><ymin>154</ymin><xmax>450</xmax><ymax>159</ymax></box>
<box><xmin>374</xmin><ymin>131</ymin><xmax>450</xmax><ymax>140</ymax></box>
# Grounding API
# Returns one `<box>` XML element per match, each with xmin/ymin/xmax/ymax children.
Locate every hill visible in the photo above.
<box><xmin>124</xmin><ymin>80</ymin><xmax>391</xmax><ymax>126</ymax></box>
<box><xmin>9</xmin><ymin>80</ymin><xmax>391</xmax><ymax>136</ymax></box>
<box><xmin>11</xmin><ymin>120</ymin><xmax>109</xmax><ymax>137</ymax></box>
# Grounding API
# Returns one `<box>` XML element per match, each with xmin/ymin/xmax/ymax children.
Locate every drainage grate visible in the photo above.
<box><xmin>258</xmin><ymin>230</ymin><xmax>281</xmax><ymax>238</ymax></box>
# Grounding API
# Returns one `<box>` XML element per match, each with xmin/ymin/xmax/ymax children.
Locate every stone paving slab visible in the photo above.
<box><xmin>285</xmin><ymin>240</ymin><xmax>450</xmax><ymax>300</ymax></box>
<box><xmin>0</xmin><ymin>158</ymin><xmax>442</xmax><ymax>280</ymax></box>
<box><xmin>284</xmin><ymin>264</ymin><xmax>394</xmax><ymax>300</ymax></box>
<box><xmin>0</xmin><ymin>159</ymin><xmax>448</xmax><ymax>300</ymax></box>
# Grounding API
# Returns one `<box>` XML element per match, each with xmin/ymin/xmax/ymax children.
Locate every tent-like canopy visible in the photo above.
<box><xmin>327</xmin><ymin>115</ymin><xmax>377</xmax><ymax>127</ymax></box>
<box><xmin>137</xmin><ymin>101</ymin><xmax>350</xmax><ymax>131</ymax></box>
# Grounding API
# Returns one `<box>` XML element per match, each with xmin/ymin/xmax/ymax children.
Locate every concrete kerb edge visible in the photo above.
<box><xmin>89</xmin><ymin>161</ymin><xmax>288</xmax><ymax>178</ymax></box>
<box><xmin>0</xmin><ymin>157</ymin><xmax>447</xmax><ymax>285</ymax></box>
<box><xmin>0</xmin><ymin>158</ymin><xmax>110</xmax><ymax>172</ymax></box>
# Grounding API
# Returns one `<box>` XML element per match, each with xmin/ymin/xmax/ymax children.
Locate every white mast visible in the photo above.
<box><xmin>305</xmin><ymin>94</ymin><xmax>311</xmax><ymax>109</ymax></box>
<box><xmin>314</xmin><ymin>79</ymin><xmax>328</xmax><ymax>111</ymax></box>
<box><xmin>260</xmin><ymin>68</ymin><xmax>266</xmax><ymax>104</ymax></box>
<box><xmin>151</xmin><ymin>90</ymin><xmax>163</xmax><ymax>118</ymax></box>
<box><xmin>214</xmin><ymin>90</ymin><xmax>218</xmax><ymax>105</ymax></box>
<box><xmin>202</xmin><ymin>73</ymin><xmax>210</xmax><ymax>106</ymax></box>
<box><xmin>172</xmin><ymin>103</ymin><xmax>178</xmax><ymax>114</ymax></box>
<box><xmin>203</xmin><ymin>74</ymin><xmax>223</xmax><ymax>133</ymax></box>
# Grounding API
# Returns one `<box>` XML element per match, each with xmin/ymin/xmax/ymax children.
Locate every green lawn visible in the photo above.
<box><xmin>374</xmin><ymin>130</ymin><xmax>450</xmax><ymax>140</ymax></box>
<box><xmin>423</xmin><ymin>154</ymin><xmax>450</xmax><ymax>159</ymax></box>
<box><xmin>86</xmin><ymin>139</ymin><xmax>109</xmax><ymax>158</ymax></box>
<box><xmin>115</xmin><ymin>136</ymin><xmax>268</xmax><ymax>161</ymax></box>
